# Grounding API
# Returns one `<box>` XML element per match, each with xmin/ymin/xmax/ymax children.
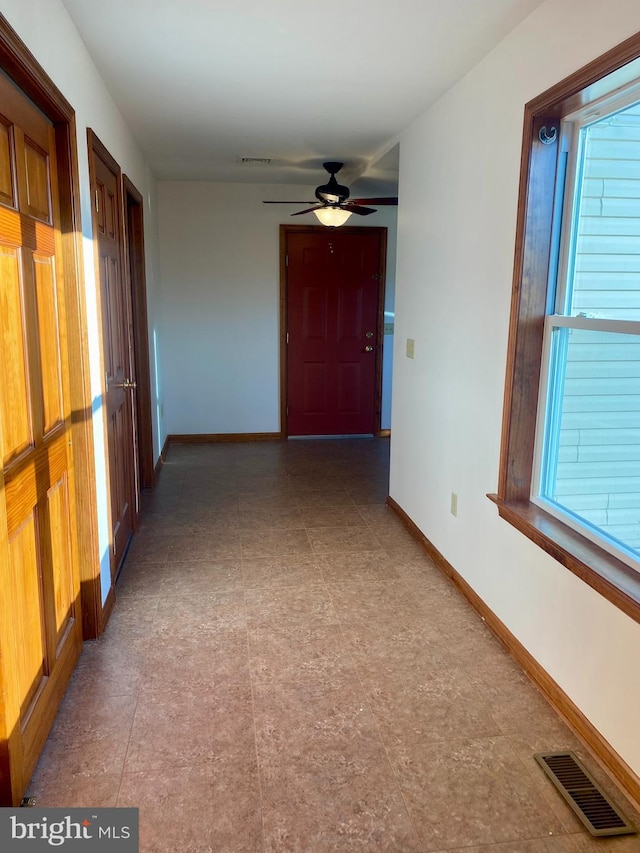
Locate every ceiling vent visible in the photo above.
<box><xmin>239</xmin><ymin>157</ymin><xmax>272</xmax><ymax>164</ymax></box>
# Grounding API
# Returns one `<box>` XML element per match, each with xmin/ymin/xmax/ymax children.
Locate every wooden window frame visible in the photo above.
<box><xmin>490</xmin><ymin>31</ymin><xmax>640</xmax><ymax>626</ymax></box>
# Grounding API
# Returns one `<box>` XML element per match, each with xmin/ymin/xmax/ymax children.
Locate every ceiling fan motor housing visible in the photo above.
<box><xmin>316</xmin><ymin>162</ymin><xmax>350</xmax><ymax>204</ymax></box>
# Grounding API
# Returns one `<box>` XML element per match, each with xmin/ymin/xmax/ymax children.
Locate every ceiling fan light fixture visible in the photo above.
<box><xmin>313</xmin><ymin>206</ymin><xmax>352</xmax><ymax>227</ymax></box>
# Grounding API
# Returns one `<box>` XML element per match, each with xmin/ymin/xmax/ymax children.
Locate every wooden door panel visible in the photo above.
<box><xmin>0</xmin><ymin>245</ymin><xmax>33</xmax><ymax>463</ymax></box>
<box><xmin>302</xmin><ymin>363</ymin><xmax>328</xmax><ymax>414</ymax></box>
<box><xmin>8</xmin><ymin>512</ymin><xmax>46</xmax><ymax>719</ymax></box>
<box><xmin>337</xmin><ymin>363</ymin><xmax>361</xmax><ymax>413</ymax></box>
<box><xmin>99</xmin><ymin>256</ymin><xmax>113</xmax><ymax>370</ymax></box>
<box><xmin>108</xmin><ymin>256</ymin><xmax>126</xmax><ymax>376</ymax></box>
<box><xmin>105</xmin><ymin>184</ymin><xmax>117</xmax><ymax>240</ymax></box>
<box><xmin>42</xmin><ymin>474</ymin><xmax>75</xmax><ymax>645</ymax></box>
<box><xmin>302</xmin><ymin>286</ymin><xmax>328</xmax><ymax>340</ymax></box>
<box><xmin>33</xmin><ymin>254</ymin><xmax>64</xmax><ymax>433</ymax></box>
<box><xmin>337</xmin><ymin>285</ymin><xmax>364</xmax><ymax>340</ymax></box>
<box><xmin>0</xmin><ymin>118</ymin><xmax>15</xmax><ymax>206</ymax></box>
<box><xmin>23</xmin><ymin>138</ymin><xmax>50</xmax><ymax>222</ymax></box>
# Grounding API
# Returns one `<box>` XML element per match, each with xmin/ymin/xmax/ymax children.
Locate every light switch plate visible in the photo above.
<box><xmin>406</xmin><ymin>338</ymin><xmax>415</xmax><ymax>359</ymax></box>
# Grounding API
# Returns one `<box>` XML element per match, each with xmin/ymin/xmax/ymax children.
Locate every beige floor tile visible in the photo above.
<box><xmin>158</xmin><ymin>558</ymin><xmax>243</xmax><ymax>595</ymax></box>
<box><xmin>392</xmin><ymin>735</ymin><xmax>568</xmax><ymax>851</ymax></box>
<box><xmin>118</xmin><ymin>759</ymin><xmax>262</xmax><ymax>853</ymax></box>
<box><xmin>239</xmin><ymin>505</ymin><xmax>304</xmax><ymax>529</ymax></box>
<box><xmin>462</xmin><ymin>655</ymin><xmax>575</xmax><ymax>738</ymax></box>
<box><xmin>240</xmin><ymin>527</ymin><xmax>312</xmax><ymax>557</ymax></box>
<box><xmin>317</xmin><ymin>551</ymin><xmax>401</xmax><ymax>583</ymax></box>
<box><xmin>259</xmin><ymin>754</ymin><xmax>423</xmax><ymax>852</ymax></box>
<box><xmin>167</xmin><ymin>531</ymin><xmax>241</xmax><ymax>562</ymax></box>
<box><xmin>124</xmin><ymin>532</ymin><xmax>174</xmax><ymax>564</ymax></box>
<box><xmin>307</xmin><ymin>526</ymin><xmax>384</xmax><ymax>553</ymax></box>
<box><xmin>295</xmin><ymin>489</ymin><xmax>357</xmax><ymax>508</ymax></box>
<box><xmin>141</xmin><ymin>628</ymin><xmax>250</xmax><ymax>692</ymax></box>
<box><xmin>245</xmin><ymin>584</ymin><xmax>338</xmax><ymax>628</ymax></box>
<box><xmin>367</xmin><ymin>667</ymin><xmax>501</xmax><ymax>748</ymax></box>
<box><xmin>26</xmin><ymin>772</ymin><xmax>121</xmax><ymax>807</ymax></box>
<box><xmin>248</xmin><ymin>623</ymin><xmax>357</xmax><ymax>687</ymax></box>
<box><xmin>125</xmin><ymin>684</ymin><xmax>254</xmax><ymax>773</ymax></box>
<box><xmin>74</xmin><ymin>640</ymin><xmax>148</xmax><ymax>695</ymax></box>
<box><xmin>242</xmin><ymin>554</ymin><xmax>324</xmax><ymax>589</ymax></box>
<box><xmin>299</xmin><ymin>505</ymin><xmax>367</xmax><ymax>528</ymax></box>
<box><xmin>153</xmin><ymin>590</ymin><xmax>246</xmax><ymax>635</ymax></box>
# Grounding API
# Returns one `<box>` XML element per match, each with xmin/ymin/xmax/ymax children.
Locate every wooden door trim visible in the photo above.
<box><xmin>279</xmin><ymin>224</ymin><xmax>387</xmax><ymax>438</ymax></box>
<box><xmin>123</xmin><ymin>175</ymin><xmax>154</xmax><ymax>492</ymax></box>
<box><xmin>0</xmin><ymin>15</ymin><xmax>101</xmax><ymax>645</ymax></box>
<box><xmin>0</xmin><ymin>13</ymin><xmax>73</xmax><ymax>121</ymax></box>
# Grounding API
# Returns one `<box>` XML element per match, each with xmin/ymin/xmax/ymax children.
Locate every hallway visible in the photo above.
<box><xmin>27</xmin><ymin>439</ymin><xmax>639</xmax><ymax>851</ymax></box>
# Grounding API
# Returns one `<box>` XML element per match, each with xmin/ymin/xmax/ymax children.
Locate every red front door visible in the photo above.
<box><xmin>286</xmin><ymin>229</ymin><xmax>384</xmax><ymax>436</ymax></box>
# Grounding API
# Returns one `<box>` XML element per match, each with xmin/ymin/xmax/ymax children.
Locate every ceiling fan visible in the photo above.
<box><xmin>262</xmin><ymin>161</ymin><xmax>398</xmax><ymax>226</ymax></box>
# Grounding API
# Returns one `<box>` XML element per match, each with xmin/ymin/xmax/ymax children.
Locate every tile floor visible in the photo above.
<box><xmin>28</xmin><ymin>438</ymin><xmax>640</xmax><ymax>852</ymax></box>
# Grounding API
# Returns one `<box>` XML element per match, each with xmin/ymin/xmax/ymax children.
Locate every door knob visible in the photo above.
<box><xmin>364</xmin><ymin>345</ymin><xmax>374</xmax><ymax>352</ymax></box>
<box><xmin>114</xmin><ymin>378</ymin><xmax>137</xmax><ymax>390</ymax></box>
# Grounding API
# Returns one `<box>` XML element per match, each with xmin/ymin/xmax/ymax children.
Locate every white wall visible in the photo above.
<box><xmin>158</xmin><ymin>181</ymin><xmax>397</xmax><ymax>435</ymax></box>
<box><xmin>391</xmin><ymin>0</ymin><xmax>640</xmax><ymax>777</ymax></box>
<box><xmin>2</xmin><ymin>0</ymin><xmax>162</xmax><ymax>602</ymax></box>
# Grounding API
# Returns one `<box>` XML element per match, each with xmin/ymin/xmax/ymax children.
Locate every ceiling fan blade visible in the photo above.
<box><xmin>291</xmin><ymin>206</ymin><xmax>322</xmax><ymax>216</ymax></box>
<box><xmin>262</xmin><ymin>200</ymin><xmax>316</xmax><ymax>204</ymax></box>
<box><xmin>346</xmin><ymin>205</ymin><xmax>377</xmax><ymax>216</ymax></box>
<box><xmin>350</xmin><ymin>197</ymin><xmax>399</xmax><ymax>206</ymax></box>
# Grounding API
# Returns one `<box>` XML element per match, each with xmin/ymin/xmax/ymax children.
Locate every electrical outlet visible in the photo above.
<box><xmin>406</xmin><ymin>338</ymin><xmax>415</xmax><ymax>359</ymax></box>
<box><xmin>450</xmin><ymin>492</ymin><xmax>458</xmax><ymax>517</ymax></box>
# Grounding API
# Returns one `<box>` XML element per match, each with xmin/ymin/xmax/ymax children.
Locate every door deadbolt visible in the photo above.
<box><xmin>364</xmin><ymin>345</ymin><xmax>374</xmax><ymax>352</ymax></box>
<box><xmin>365</xmin><ymin>331</ymin><xmax>374</xmax><ymax>338</ymax></box>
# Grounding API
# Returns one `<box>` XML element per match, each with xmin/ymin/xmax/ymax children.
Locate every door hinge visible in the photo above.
<box><xmin>95</xmin><ymin>189</ymin><xmax>99</xmax><ymax>213</ymax></box>
<box><xmin>286</xmin><ymin>332</ymin><xmax>289</xmax><ymax>344</ymax></box>
<box><xmin>286</xmin><ymin>405</ymin><xmax>289</xmax><ymax>416</ymax></box>
<box><xmin>285</xmin><ymin>254</ymin><xmax>289</xmax><ymax>267</ymax></box>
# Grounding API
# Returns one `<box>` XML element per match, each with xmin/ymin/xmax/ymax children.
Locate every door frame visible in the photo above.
<box><xmin>123</xmin><ymin>175</ymin><xmax>155</xmax><ymax>491</ymax></box>
<box><xmin>0</xmin><ymin>14</ymin><xmax>100</xmax><ymax>804</ymax></box>
<box><xmin>279</xmin><ymin>224</ymin><xmax>388</xmax><ymax>438</ymax></box>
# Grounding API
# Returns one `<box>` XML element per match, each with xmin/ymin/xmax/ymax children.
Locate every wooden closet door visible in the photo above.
<box><xmin>0</xmin><ymin>73</ymin><xmax>82</xmax><ymax>802</ymax></box>
<box><xmin>88</xmin><ymin>135</ymin><xmax>137</xmax><ymax>580</ymax></box>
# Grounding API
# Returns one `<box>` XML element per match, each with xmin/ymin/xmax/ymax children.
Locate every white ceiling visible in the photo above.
<box><xmin>61</xmin><ymin>0</ymin><xmax>544</xmax><ymax>189</ymax></box>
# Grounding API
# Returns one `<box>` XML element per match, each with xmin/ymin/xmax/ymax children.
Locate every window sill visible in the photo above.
<box><xmin>488</xmin><ymin>494</ymin><xmax>640</xmax><ymax>625</ymax></box>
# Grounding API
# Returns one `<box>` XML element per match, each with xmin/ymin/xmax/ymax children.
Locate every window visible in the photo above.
<box><xmin>534</xmin><ymin>96</ymin><xmax>640</xmax><ymax>570</ymax></box>
<box><xmin>493</xmin><ymin>33</ymin><xmax>640</xmax><ymax>624</ymax></box>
